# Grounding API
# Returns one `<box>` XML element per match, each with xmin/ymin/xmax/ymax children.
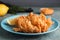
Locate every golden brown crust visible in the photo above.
<box><xmin>13</xmin><ymin>13</ymin><xmax>53</xmax><ymax>33</ymax></box>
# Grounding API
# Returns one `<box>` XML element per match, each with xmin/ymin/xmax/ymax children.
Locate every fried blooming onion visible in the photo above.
<box><xmin>13</xmin><ymin>13</ymin><xmax>53</xmax><ymax>33</ymax></box>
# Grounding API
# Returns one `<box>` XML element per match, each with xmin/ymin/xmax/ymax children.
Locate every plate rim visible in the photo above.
<box><xmin>1</xmin><ymin>14</ymin><xmax>60</xmax><ymax>35</ymax></box>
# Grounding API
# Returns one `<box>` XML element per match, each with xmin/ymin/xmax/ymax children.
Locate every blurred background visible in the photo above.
<box><xmin>0</xmin><ymin>0</ymin><xmax>60</xmax><ymax>7</ymax></box>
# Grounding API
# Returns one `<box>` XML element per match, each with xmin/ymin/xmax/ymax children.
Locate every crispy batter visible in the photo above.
<box><xmin>13</xmin><ymin>12</ymin><xmax>53</xmax><ymax>33</ymax></box>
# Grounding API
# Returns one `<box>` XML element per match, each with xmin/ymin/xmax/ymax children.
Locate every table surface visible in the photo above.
<box><xmin>0</xmin><ymin>7</ymin><xmax>60</xmax><ymax>40</ymax></box>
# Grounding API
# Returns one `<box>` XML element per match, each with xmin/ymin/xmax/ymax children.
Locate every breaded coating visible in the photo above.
<box><xmin>13</xmin><ymin>12</ymin><xmax>53</xmax><ymax>33</ymax></box>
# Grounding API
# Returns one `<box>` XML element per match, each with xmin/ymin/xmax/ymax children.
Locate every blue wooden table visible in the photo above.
<box><xmin>0</xmin><ymin>7</ymin><xmax>60</xmax><ymax>40</ymax></box>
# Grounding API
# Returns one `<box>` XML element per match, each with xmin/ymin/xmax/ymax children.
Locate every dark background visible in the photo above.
<box><xmin>0</xmin><ymin>0</ymin><xmax>60</xmax><ymax>7</ymax></box>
